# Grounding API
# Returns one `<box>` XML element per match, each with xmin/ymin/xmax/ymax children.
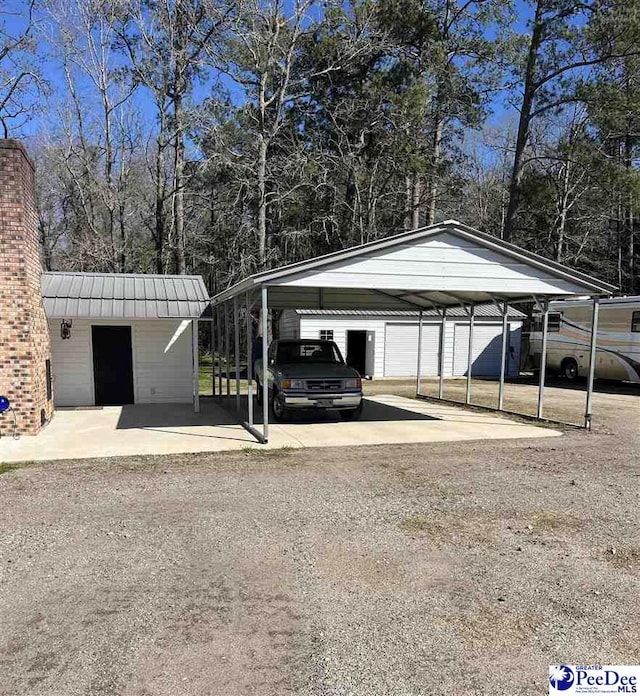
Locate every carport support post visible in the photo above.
<box><xmin>234</xmin><ymin>295</ymin><xmax>240</xmax><ymax>412</ymax></box>
<box><xmin>210</xmin><ymin>305</ymin><xmax>216</xmax><ymax>396</ymax></box>
<box><xmin>192</xmin><ymin>319</ymin><xmax>200</xmax><ymax>413</ymax></box>
<box><xmin>416</xmin><ymin>310</ymin><xmax>423</xmax><ymax>396</ymax></box>
<box><xmin>536</xmin><ymin>301</ymin><xmax>550</xmax><ymax>419</ymax></box>
<box><xmin>246</xmin><ymin>291</ymin><xmax>254</xmax><ymax>427</ymax></box>
<box><xmin>465</xmin><ymin>305</ymin><xmax>474</xmax><ymax>404</ymax></box>
<box><xmin>438</xmin><ymin>308</ymin><xmax>447</xmax><ymax>399</ymax></box>
<box><xmin>261</xmin><ymin>286</ymin><xmax>269</xmax><ymax>443</ymax></box>
<box><xmin>225</xmin><ymin>301</ymin><xmax>230</xmax><ymax>397</ymax></box>
<box><xmin>217</xmin><ymin>303</ymin><xmax>223</xmax><ymax>398</ymax></box>
<box><xmin>498</xmin><ymin>300</ymin><xmax>508</xmax><ymax>411</ymax></box>
<box><xmin>584</xmin><ymin>296</ymin><xmax>600</xmax><ymax>430</ymax></box>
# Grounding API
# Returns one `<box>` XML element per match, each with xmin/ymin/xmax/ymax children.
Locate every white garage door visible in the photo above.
<box><xmin>453</xmin><ymin>323</ymin><xmax>506</xmax><ymax>377</ymax></box>
<box><xmin>384</xmin><ymin>323</ymin><xmax>441</xmax><ymax>377</ymax></box>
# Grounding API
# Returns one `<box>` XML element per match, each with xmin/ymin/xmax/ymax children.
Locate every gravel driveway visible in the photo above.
<box><xmin>0</xmin><ymin>381</ymin><xmax>639</xmax><ymax>695</ymax></box>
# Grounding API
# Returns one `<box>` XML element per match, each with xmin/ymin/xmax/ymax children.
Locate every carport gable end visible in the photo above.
<box><xmin>214</xmin><ymin>221</ymin><xmax>615</xmax><ymax>311</ymax></box>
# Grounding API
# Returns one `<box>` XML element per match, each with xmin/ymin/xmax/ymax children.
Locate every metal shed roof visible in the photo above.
<box><xmin>212</xmin><ymin>220</ymin><xmax>616</xmax><ymax>310</ymax></box>
<box><xmin>41</xmin><ymin>272</ymin><xmax>210</xmax><ymax>319</ymax></box>
<box><xmin>295</xmin><ymin>305</ymin><xmax>526</xmax><ymax>319</ymax></box>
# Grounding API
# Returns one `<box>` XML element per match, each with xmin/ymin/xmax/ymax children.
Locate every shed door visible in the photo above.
<box><xmin>92</xmin><ymin>326</ymin><xmax>134</xmax><ymax>406</ymax></box>
<box><xmin>384</xmin><ymin>323</ymin><xmax>440</xmax><ymax>377</ymax></box>
<box><xmin>453</xmin><ymin>323</ymin><xmax>505</xmax><ymax>377</ymax></box>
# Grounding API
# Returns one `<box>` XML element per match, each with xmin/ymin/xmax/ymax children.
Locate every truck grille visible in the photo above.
<box><xmin>306</xmin><ymin>379</ymin><xmax>343</xmax><ymax>391</ymax></box>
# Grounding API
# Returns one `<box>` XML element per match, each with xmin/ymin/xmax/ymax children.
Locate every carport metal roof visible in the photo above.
<box><xmin>211</xmin><ymin>220</ymin><xmax>615</xmax><ymax>309</ymax></box>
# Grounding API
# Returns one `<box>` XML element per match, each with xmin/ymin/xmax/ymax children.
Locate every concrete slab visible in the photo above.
<box><xmin>0</xmin><ymin>395</ymin><xmax>562</xmax><ymax>463</ymax></box>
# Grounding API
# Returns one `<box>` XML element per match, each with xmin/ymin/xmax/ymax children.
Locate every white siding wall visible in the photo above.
<box><xmin>293</xmin><ymin>313</ymin><xmax>522</xmax><ymax>378</ymax></box>
<box><xmin>278</xmin><ymin>230</ymin><xmax>586</xmax><ymax>295</ymax></box>
<box><xmin>49</xmin><ymin>320</ymin><xmax>94</xmax><ymax>407</ymax></box>
<box><xmin>48</xmin><ymin>318</ymin><xmax>193</xmax><ymax>407</ymax></box>
<box><xmin>297</xmin><ymin>316</ymin><xmax>388</xmax><ymax>376</ymax></box>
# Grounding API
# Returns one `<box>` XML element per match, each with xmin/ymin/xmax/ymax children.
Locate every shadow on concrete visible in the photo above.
<box><xmin>115</xmin><ymin>395</ymin><xmax>439</xmax><ymax>433</ymax></box>
<box><xmin>116</xmin><ymin>401</ymin><xmax>240</xmax><ymax>430</ymax></box>
<box><xmin>215</xmin><ymin>396</ymin><xmax>438</xmax><ymax>425</ymax></box>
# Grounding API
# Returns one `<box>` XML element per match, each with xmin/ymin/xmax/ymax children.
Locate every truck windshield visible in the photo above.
<box><xmin>277</xmin><ymin>341</ymin><xmax>343</xmax><ymax>364</ymax></box>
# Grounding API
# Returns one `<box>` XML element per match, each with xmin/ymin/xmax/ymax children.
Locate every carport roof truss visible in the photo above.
<box><xmin>211</xmin><ymin>220</ymin><xmax>615</xmax><ymax>310</ymax></box>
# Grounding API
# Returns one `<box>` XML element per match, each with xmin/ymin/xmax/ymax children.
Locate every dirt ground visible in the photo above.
<box><xmin>0</xmin><ymin>379</ymin><xmax>639</xmax><ymax>696</ymax></box>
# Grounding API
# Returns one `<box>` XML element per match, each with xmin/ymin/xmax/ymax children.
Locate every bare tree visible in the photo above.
<box><xmin>0</xmin><ymin>0</ymin><xmax>42</xmax><ymax>136</ymax></box>
<box><xmin>44</xmin><ymin>0</ymin><xmax>142</xmax><ymax>271</ymax></box>
<box><xmin>114</xmin><ymin>0</ymin><xmax>234</xmax><ymax>274</ymax></box>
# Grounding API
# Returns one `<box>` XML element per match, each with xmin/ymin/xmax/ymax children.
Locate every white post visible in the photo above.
<box><xmin>585</xmin><ymin>296</ymin><xmax>600</xmax><ymax>430</ymax></box>
<box><xmin>261</xmin><ymin>286</ymin><xmax>269</xmax><ymax>442</ymax></box>
<box><xmin>211</xmin><ymin>305</ymin><xmax>216</xmax><ymax>396</ymax></box>
<box><xmin>234</xmin><ymin>295</ymin><xmax>240</xmax><ymax>412</ymax></box>
<box><xmin>217</xmin><ymin>304</ymin><xmax>223</xmax><ymax>398</ymax></box>
<box><xmin>246</xmin><ymin>291</ymin><xmax>254</xmax><ymax>427</ymax></box>
<box><xmin>192</xmin><ymin>319</ymin><xmax>200</xmax><ymax>413</ymax></box>
<box><xmin>537</xmin><ymin>301</ymin><xmax>549</xmax><ymax>419</ymax></box>
<box><xmin>416</xmin><ymin>310</ymin><xmax>423</xmax><ymax>395</ymax></box>
<box><xmin>465</xmin><ymin>305</ymin><xmax>474</xmax><ymax>404</ymax></box>
<box><xmin>498</xmin><ymin>300</ymin><xmax>508</xmax><ymax>411</ymax></box>
<box><xmin>225</xmin><ymin>301</ymin><xmax>230</xmax><ymax>397</ymax></box>
<box><xmin>438</xmin><ymin>307</ymin><xmax>447</xmax><ymax>399</ymax></box>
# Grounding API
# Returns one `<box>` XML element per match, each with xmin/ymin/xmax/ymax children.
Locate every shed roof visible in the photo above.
<box><xmin>212</xmin><ymin>220</ymin><xmax>616</xmax><ymax>310</ymax></box>
<box><xmin>41</xmin><ymin>272</ymin><xmax>210</xmax><ymax>319</ymax></box>
<box><xmin>295</xmin><ymin>305</ymin><xmax>526</xmax><ymax>319</ymax></box>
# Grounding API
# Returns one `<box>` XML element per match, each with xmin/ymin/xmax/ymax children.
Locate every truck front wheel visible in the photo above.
<box><xmin>271</xmin><ymin>390</ymin><xmax>289</xmax><ymax>422</ymax></box>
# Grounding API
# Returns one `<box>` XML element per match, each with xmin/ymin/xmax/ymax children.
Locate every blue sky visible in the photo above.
<box><xmin>1</xmin><ymin>0</ymin><xmax>535</xmax><ymax>142</ymax></box>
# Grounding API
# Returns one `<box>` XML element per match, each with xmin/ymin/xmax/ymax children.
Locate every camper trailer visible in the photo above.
<box><xmin>527</xmin><ymin>296</ymin><xmax>640</xmax><ymax>383</ymax></box>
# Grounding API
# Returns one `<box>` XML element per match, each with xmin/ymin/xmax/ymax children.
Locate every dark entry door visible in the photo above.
<box><xmin>346</xmin><ymin>330</ymin><xmax>367</xmax><ymax>376</ymax></box>
<box><xmin>92</xmin><ymin>326</ymin><xmax>134</xmax><ymax>406</ymax></box>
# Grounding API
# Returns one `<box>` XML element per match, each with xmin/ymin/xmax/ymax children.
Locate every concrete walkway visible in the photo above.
<box><xmin>0</xmin><ymin>395</ymin><xmax>561</xmax><ymax>463</ymax></box>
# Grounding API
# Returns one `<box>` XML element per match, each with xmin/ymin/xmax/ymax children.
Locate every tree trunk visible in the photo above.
<box><xmin>404</xmin><ymin>174</ymin><xmax>412</xmax><ymax>229</ymax></box>
<box><xmin>257</xmin><ymin>134</ymin><xmax>268</xmax><ymax>269</ymax></box>
<box><xmin>119</xmin><ymin>203</ymin><xmax>126</xmax><ymax>272</ymax></box>
<box><xmin>427</xmin><ymin>116</ymin><xmax>444</xmax><ymax>225</ymax></box>
<box><xmin>172</xmin><ymin>0</ymin><xmax>186</xmax><ymax>275</ymax></box>
<box><xmin>503</xmin><ymin>0</ymin><xmax>544</xmax><ymax>242</ymax></box>
<box><xmin>556</xmin><ymin>160</ymin><xmax>571</xmax><ymax>262</ymax></box>
<box><xmin>173</xmin><ymin>91</ymin><xmax>186</xmax><ymax>274</ymax></box>
<box><xmin>412</xmin><ymin>173</ymin><xmax>421</xmax><ymax>229</ymax></box>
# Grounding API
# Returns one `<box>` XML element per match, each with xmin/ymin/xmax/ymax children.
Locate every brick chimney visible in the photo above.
<box><xmin>0</xmin><ymin>139</ymin><xmax>53</xmax><ymax>434</ymax></box>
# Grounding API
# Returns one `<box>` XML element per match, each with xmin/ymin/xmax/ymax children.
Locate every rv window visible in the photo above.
<box><xmin>319</xmin><ymin>329</ymin><xmax>334</xmax><ymax>341</ymax></box>
<box><xmin>548</xmin><ymin>313</ymin><xmax>562</xmax><ymax>332</ymax></box>
<box><xmin>632</xmin><ymin>311</ymin><xmax>640</xmax><ymax>333</ymax></box>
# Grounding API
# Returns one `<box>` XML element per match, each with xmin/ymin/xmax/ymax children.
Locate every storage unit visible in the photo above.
<box><xmin>278</xmin><ymin>307</ymin><xmax>524</xmax><ymax>378</ymax></box>
<box><xmin>42</xmin><ymin>272</ymin><xmax>209</xmax><ymax>408</ymax></box>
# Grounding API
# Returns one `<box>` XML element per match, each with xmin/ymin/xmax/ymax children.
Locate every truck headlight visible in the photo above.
<box><xmin>344</xmin><ymin>378</ymin><xmax>361</xmax><ymax>389</ymax></box>
<box><xmin>281</xmin><ymin>379</ymin><xmax>304</xmax><ymax>390</ymax></box>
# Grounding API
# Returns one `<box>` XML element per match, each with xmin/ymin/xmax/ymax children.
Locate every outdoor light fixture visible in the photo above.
<box><xmin>60</xmin><ymin>319</ymin><xmax>72</xmax><ymax>340</ymax></box>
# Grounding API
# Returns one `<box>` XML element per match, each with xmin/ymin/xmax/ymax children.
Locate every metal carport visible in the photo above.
<box><xmin>210</xmin><ymin>220</ymin><xmax>616</xmax><ymax>443</ymax></box>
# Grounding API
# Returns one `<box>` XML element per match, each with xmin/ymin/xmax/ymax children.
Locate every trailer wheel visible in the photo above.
<box><xmin>561</xmin><ymin>358</ymin><xmax>579</xmax><ymax>381</ymax></box>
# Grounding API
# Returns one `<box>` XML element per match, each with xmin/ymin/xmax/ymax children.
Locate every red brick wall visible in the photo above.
<box><xmin>0</xmin><ymin>139</ymin><xmax>53</xmax><ymax>435</ymax></box>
